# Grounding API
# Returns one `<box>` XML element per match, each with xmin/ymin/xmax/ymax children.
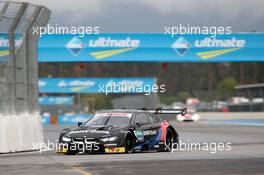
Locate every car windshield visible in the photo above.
<box><xmin>84</xmin><ymin>112</ymin><xmax>132</xmax><ymax>127</ymax></box>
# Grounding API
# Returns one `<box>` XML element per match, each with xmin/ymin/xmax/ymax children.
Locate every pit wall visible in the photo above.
<box><xmin>0</xmin><ymin>114</ymin><xmax>43</xmax><ymax>153</ymax></box>
<box><xmin>198</xmin><ymin>112</ymin><xmax>264</xmax><ymax>120</ymax></box>
<box><xmin>159</xmin><ymin>112</ymin><xmax>264</xmax><ymax>121</ymax></box>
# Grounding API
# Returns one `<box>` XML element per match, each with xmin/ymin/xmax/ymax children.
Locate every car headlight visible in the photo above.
<box><xmin>193</xmin><ymin>114</ymin><xmax>200</xmax><ymax>119</ymax></box>
<box><xmin>100</xmin><ymin>136</ymin><xmax>117</xmax><ymax>142</ymax></box>
<box><xmin>177</xmin><ymin>115</ymin><xmax>184</xmax><ymax>119</ymax></box>
<box><xmin>62</xmin><ymin>136</ymin><xmax>71</xmax><ymax>142</ymax></box>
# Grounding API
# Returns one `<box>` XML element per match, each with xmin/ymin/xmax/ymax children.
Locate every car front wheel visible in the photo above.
<box><xmin>125</xmin><ymin>132</ymin><xmax>134</xmax><ymax>153</ymax></box>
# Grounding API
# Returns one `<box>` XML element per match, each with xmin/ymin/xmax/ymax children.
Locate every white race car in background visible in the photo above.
<box><xmin>176</xmin><ymin>110</ymin><xmax>200</xmax><ymax>122</ymax></box>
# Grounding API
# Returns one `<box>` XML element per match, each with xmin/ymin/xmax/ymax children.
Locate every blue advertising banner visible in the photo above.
<box><xmin>38</xmin><ymin>33</ymin><xmax>264</xmax><ymax>62</ymax></box>
<box><xmin>41</xmin><ymin>113</ymin><xmax>51</xmax><ymax>125</ymax></box>
<box><xmin>39</xmin><ymin>96</ymin><xmax>74</xmax><ymax>105</ymax></box>
<box><xmin>39</xmin><ymin>77</ymin><xmax>157</xmax><ymax>93</ymax></box>
<box><xmin>0</xmin><ymin>33</ymin><xmax>22</xmax><ymax>61</ymax></box>
<box><xmin>58</xmin><ymin>114</ymin><xmax>93</xmax><ymax>124</ymax></box>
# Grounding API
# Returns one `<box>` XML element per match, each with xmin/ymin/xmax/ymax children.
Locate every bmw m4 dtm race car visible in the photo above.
<box><xmin>57</xmin><ymin>108</ymin><xmax>187</xmax><ymax>154</ymax></box>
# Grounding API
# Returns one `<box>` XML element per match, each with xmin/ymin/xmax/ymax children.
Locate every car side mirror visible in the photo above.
<box><xmin>135</xmin><ymin>122</ymin><xmax>143</xmax><ymax>128</ymax></box>
<box><xmin>77</xmin><ymin>122</ymin><xmax>83</xmax><ymax>127</ymax></box>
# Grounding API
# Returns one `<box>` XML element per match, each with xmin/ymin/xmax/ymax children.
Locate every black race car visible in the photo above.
<box><xmin>57</xmin><ymin>108</ymin><xmax>186</xmax><ymax>154</ymax></box>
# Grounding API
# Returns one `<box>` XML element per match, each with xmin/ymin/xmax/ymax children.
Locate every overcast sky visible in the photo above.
<box><xmin>22</xmin><ymin>0</ymin><xmax>264</xmax><ymax>33</ymax></box>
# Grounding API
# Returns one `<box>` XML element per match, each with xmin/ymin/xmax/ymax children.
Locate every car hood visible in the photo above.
<box><xmin>66</xmin><ymin>125</ymin><xmax>127</xmax><ymax>139</ymax></box>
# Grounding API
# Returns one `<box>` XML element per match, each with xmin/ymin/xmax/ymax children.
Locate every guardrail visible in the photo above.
<box><xmin>228</xmin><ymin>103</ymin><xmax>264</xmax><ymax>112</ymax></box>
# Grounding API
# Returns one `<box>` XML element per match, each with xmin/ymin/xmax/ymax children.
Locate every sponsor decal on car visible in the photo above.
<box><xmin>143</xmin><ymin>130</ymin><xmax>157</xmax><ymax>136</ymax></box>
<box><xmin>134</xmin><ymin>130</ymin><xmax>144</xmax><ymax>141</ymax></box>
<box><xmin>105</xmin><ymin>147</ymin><xmax>126</xmax><ymax>153</ymax></box>
<box><xmin>57</xmin><ymin>147</ymin><xmax>68</xmax><ymax>153</ymax></box>
<box><xmin>69</xmin><ymin>129</ymin><xmax>110</xmax><ymax>135</ymax></box>
<box><xmin>100</xmin><ymin>112</ymin><xmax>132</xmax><ymax>117</ymax></box>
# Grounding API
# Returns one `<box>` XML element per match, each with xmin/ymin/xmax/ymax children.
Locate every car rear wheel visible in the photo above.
<box><xmin>164</xmin><ymin>128</ymin><xmax>174</xmax><ymax>152</ymax></box>
<box><xmin>65</xmin><ymin>150</ymin><xmax>76</xmax><ymax>155</ymax></box>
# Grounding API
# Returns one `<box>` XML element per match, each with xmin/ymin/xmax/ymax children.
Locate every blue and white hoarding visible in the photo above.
<box><xmin>39</xmin><ymin>77</ymin><xmax>157</xmax><ymax>94</ymax></box>
<box><xmin>0</xmin><ymin>33</ymin><xmax>22</xmax><ymax>61</ymax></box>
<box><xmin>38</xmin><ymin>33</ymin><xmax>264</xmax><ymax>62</ymax></box>
<box><xmin>58</xmin><ymin>113</ymin><xmax>93</xmax><ymax>125</ymax></box>
<box><xmin>41</xmin><ymin>113</ymin><xmax>51</xmax><ymax>125</ymax></box>
<box><xmin>39</xmin><ymin>96</ymin><xmax>74</xmax><ymax>105</ymax></box>
<box><xmin>2</xmin><ymin>33</ymin><xmax>264</xmax><ymax>62</ymax></box>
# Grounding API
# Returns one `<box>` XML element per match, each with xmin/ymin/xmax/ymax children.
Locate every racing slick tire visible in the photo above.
<box><xmin>163</xmin><ymin>128</ymin><xmax>176</xmax><ymax>152</ymax></box>
<box><xmin>65</xmin><ymin>147</ymin><xmax>77</xmax><ymax>155</ymax></box>
<box><xmin>65</xmin><ymin>150</ymin><xmax>77</xmax><ymax>155</ymax></box>
<box><xmin>125</xmin><ymin>132</ymin><xmax>134</xmax><ymax>154</ymax></box>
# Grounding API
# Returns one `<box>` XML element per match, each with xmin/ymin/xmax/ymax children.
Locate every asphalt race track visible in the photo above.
<box><xmin>1</xmin><ymin>119</ymin><xmax>264</xmax><ymax>175</ymax></box>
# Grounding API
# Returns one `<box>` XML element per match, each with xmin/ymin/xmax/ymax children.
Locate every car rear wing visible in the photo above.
<box><xmin>140</xmin><ymin>108</ymin><xmax>187</xmax><ymax>116</ymax></box>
